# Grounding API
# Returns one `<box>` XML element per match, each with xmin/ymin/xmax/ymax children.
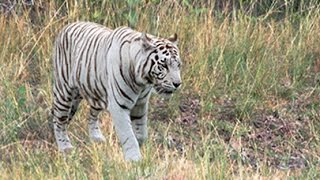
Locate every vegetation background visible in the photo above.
<box><xmin>0</xmin><ymin>0</ymin><xmax>320</xmax><ymax>179</ymax></box>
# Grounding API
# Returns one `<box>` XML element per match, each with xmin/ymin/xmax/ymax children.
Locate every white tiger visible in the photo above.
<box><xmin>51</xmin><ymin>22</ymin><xmax>182</xmax><ymax>161</ymax></box>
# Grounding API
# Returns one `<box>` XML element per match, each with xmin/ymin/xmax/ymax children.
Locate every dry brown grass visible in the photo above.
<box><xmin>0</xmin><ymin>0</ymin><xmax>320</xmax><ymax>179</ymax></box>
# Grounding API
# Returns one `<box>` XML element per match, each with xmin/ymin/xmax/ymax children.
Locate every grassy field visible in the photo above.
<box><xmin>1</xmin><ymin>0</ymin><xmax>320</xmax><ymax>179</ymax></box>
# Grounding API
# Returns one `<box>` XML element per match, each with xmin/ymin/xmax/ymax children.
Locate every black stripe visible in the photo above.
<box><xmin>65</xmin><ymin>23</ymin><xmax>84</xmax><ymax>65</ymax></box>
<box><xmin>52</xmin><ymin>113</ymin><xmax>68</xmax><ymax>122</ymax></box>
<box><xmin>85</xmin><ymin>32</ymin><xmax>103</xmax><ymax>96</ymax></box>
<box><xmin>81</xmin><ymin>83</ymin><xmax>91</xmax><ymax>95</ymax></box>
<box><xmin>61</xmin><ymin>79</ymin><xmax>73</xmax><ymax>95</ymax></box>
<box><xmin>85</xmin><ymin>28</ymin><xmax>101</xmax><ymax>63</ymax></box>
<box><xmin>142</xmin><ymin>49</ymin><xmax>157</xmax><ymax>74</ymax></box>
<box><xmin>92</xmin><ymin>31</ymin><xmax>106</xmax><ymax>74</ymax></box>
<box><xmin>54</xmin><ymin>84</ymin><xmax>71</xmax><ymax>102</ymax></box>
<box><xmin>76</xmin><ymin>27</ymin><xmax>97</xmax><ymax>81</ymax></box>
<box><xmin>66</xmin><ymin>24</ymin><xmax>84</xmax><ymax>66</ymax></box>
<box><xmin>53</xmin><ymin>101</ymin><xmax>69</xmax><ymax>112</ymax></box>
<box><xmin>89</xmin><ymin>111</ymin><xmax>99</xmax><ymax>120</ymax></box>
<box><xmin>135</xmin><ymin>123</ymin><xmax>145</xmax><ymax>126</ymax></box>
<box><xmin>81</xmin><ymin>83</ymin><xmax>99</xmax><ymax>102</ymax></box>
<box><xmin>85</xmin><ymin>34</ymin><xmax>97</xmax><ymax>66</ymax></box>
<box><xmin>64</xmin><ymin>85</ymin><xmax>72</xmax><ymax>96</ymax></box>
<box><xmin>129</xmin><ymin>62</ymin><xmax>140</xmax><ymax>88</ymax></box>
<box><xmin>113</xmin><ymin>74</ymin><xmax>134</xmax><ymax>103</ymax></box>
<box><xmin>93</xmin><ymin>89</ymin><xmax>107</xmax><ymax>105</ymax></box>
<box><xmin>130</xmin><ymin>114</ymin><xmax>145</xmax><ymax>121</ymax></box>
<box><xmin>116</xmin><ymin>27</ymin><xmax>130</xmax><ymax>40</ymax></box>
<box><xmin>91</xmin><ymin>105</ymin><xmax>103</xmax><ymax>111</ymax></box>
<box><xmin>119</xmin><ymin>32</ymin><xmax>132</xmax><ymax>43</ymax></box>
<box><xmin>138</xmin><ymin>89</ymin><xmax>151</xmax><ymax>100</ymax></box>
<box><xmin>120</xmin><ymin>62</ymin><xmax>138</xmax><ymax>93</ymax></box>
<box><xmin>76</xmin><ymin>62</ymin><xmax>82</xmax><ymax>83</ymax></box>
<box><xmin>68</xmin><ymin>43</ymin><xmax>72</xmax><ymax>74</ymax></box>
<box><xmin>119</xmin><ymin>40</ymin><xmax>139</xmax><ymax>93</ymax></box>
<box><xmin>53</xmin><ymin>105</ymin><xmax>68</xmax><ymax>114</ymax></box>
<box><xmin>156</xmin><ymin>42</ymin><xmax>165</xmax><ymax>47</ymax></box>
<box><xmin>130</xmin><ymin>49</ymin><xmax>143</xmax><ymax>87</ymax></box>
<box><xmin>60</xmin><ymin>49</ymin><xmax>68</xmax><ymax>85</ymax></box>
<box><xmin>55</xmin><ymin>123</ymin><xmax>62</xmax><ymax>129</ymax></box>
<box><xmin>122</xmin><ymin>137</ymin><xmax>129</xmax><ymax>146</ymax></box>
<box><xmin>63</xmin><ymin>31</ymin><xmax>69</xmax><ymax>51</ymax></box>
<box><xmin>105</xmin><ymin>34</ymin><xmax>115</xmax><ymax>55</ymax></box>
<box><xmin>54</xmin><ymin>100</ymin><xmax>70</xmax><ymax>110</ymax></box>
<box><xmin>55</xmin><ymin>71</ymin><xmax>66</xmax><ymax>98</ymax></box>
<box><xmin>94</xmin><ymin>80</ymin><xmax>103</xmax><ymax>97</ymax></box>
<box><xmin>73</xmin><ymin>24</ymin><xmax>91</xmax><ymax>43</ymax></box>
<box><xmin>145</xmin><ymin>76</ymin><xmax>152</xmax><ymax>84</ymax></box>
<box><xmin>86</xmin><ymin>59</ymin><xmax>93</xmax><ymax>94</ymax></box>
<box><xmin>146</xmin><ymin>60</ymin><xmax>155</xmax><ymax>80</ymax></box>
<box><xmin>64</xmin><ymin>22</ymin><xmax>80</xmax><ymax>35</ymax></box>
<box><xmin>111</xmin><ymin>84</ymin><xmax>130</xmax><ymax>110</ymax></box>
<box><xmin>99</xmin><ymin>74</ymin><xmax>108</xmax><ymax>95</ymax></box>
<box><xmin>134</xmin><ymin>49</ymin><xmax>141</xmax><ymax>60</ymax></box>
<box><xmin>58</xmin><ymin>116</ymin><xmax>69</xmax><ymax>122</ymax></box>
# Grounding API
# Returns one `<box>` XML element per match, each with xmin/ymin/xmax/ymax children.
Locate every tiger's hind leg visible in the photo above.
<box><xmin>52</xmin><ymin>87</ymin><xmax>82</xmax><ymax>152</ymax></box>
<box><xmin>52</xmin><ymin>88</ymin><xmax>73</xmax><ymax>152</ymax></box>
<box><xmin>69</xmin><ymin>88</ymin><xmax>82</xmax><ymax>120</ymax></box>
<box><xmin>88</xmin><ymin>106</ymin><xmax>106</xmax><ymax>142</ymax></box>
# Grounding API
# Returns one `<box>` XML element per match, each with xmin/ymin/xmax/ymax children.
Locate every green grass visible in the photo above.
<box><xmin>1</xmin><ymin>0</ymin><xmax>320</xmax><ymax>179</ymax></box>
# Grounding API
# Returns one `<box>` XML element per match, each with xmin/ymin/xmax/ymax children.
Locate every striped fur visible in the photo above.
<box><xmin>52</xmin><ymin>21</ymin><xmax>182</xmax><ymax>161</ymax></box>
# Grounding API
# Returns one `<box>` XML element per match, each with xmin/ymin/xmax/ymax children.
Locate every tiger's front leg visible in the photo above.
<box><xmin>110</xmin><ymin>106</ymin><xmax>141</xmax><ymax>161</ymax></box>
<box><xmin>130</xmin><ymin>102</ymin><xmax>148</xmax><ymax>146</ymax></box>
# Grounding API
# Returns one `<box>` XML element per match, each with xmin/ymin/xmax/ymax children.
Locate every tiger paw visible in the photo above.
<box><xmin>89</xmin><ymin>127</ymin><xmax>106</xmax><ymax>143</ymax></box>
<box><xmin>124</xmin><ymin>150</ymin><xmax>142</xmax><ymax>161</ymax></box>
<box><xmin>88</xmin><ymin>120</ymin><xmax>106</xmax><ymax>143</ymax></box>
<box><xmin>57</xmin><ymin>141</ymin><xmax>73</xmax><ymax>153</ymax></box>
<box><xmin>90</xmin><ymin>134</ymin><xmax>106</xmax><ymax>143</ymax></box>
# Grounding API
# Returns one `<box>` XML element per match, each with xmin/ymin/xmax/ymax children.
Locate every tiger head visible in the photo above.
<box><xmin>140</xmin><ymin>33</ymin><xmax>182</xmax><ymax>97</ymax></box>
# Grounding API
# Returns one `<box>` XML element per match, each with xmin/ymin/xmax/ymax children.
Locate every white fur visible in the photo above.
<box><xmin>53</xmin><ymin>125</ymin><xmax>73</xmax><ymax>152</ymax></box>
<box><xmin>52</xmin><ymin>22</ymin><xmax>181</xmax><ymax>161</ymax></box>
<box><xmin>88</xmin><ymin>120</ymin><xmax>106</xmax><ymax>142</ymax></box>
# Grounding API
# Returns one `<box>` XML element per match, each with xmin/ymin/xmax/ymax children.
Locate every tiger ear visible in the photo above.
<box><xmin>140</xmin><ymin>33</ymin><xmax>154</xmax><ymax>51</ymax></box>
<box><xmin>168</xmin><ymin>33</ymin><xmax>178</xmax><ymax>45</ymax></box>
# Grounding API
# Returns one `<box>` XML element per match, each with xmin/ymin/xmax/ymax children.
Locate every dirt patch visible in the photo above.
<box><xmin>246</xmin><ymin>111</ymin><xmax>311</xmax><ymax>169</ymax></box>
<box><xmin>150</xmin><ymin>94</ymin><xmax>201</xmax><ymax>155</ymax></box>
<box><xmin>212</xmin><ymin>91</ymin><xmax>319</xmax><ymax>170</ymax></box>
<box><xmin>214</xmin><ymin>96</ymin><xmax>238</xmax><ymax>123</ymax></box>
<box><xmin>177</xmin><ymin>95</ymin><xmax>201</xmax><ymax>126</ymax></box>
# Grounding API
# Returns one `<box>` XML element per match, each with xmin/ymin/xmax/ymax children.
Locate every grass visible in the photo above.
<box><xmin>1</xmin><ymin>0</ymin><xmax>320</xmax><ymax>179</ymax></box>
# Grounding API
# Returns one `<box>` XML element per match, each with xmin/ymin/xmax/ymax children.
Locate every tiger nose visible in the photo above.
<box><xmin>173</xmin><ymin>82</ymin><xmax>181</xmax><ymax>89</ymax></box>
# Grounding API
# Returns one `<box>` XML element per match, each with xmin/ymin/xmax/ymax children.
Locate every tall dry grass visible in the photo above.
<box><xmin>0</xmin><ymin>0</ymin><xmax>320</xmax><ymax>179</ymax></box>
